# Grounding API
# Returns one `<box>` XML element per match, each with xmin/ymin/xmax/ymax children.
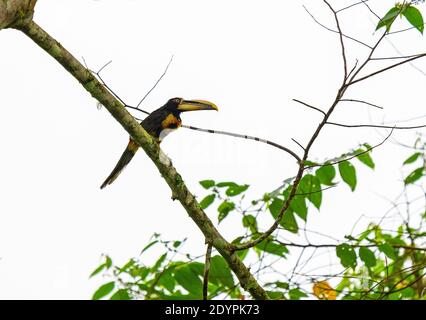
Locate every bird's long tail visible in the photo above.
<box><xmin>100</xmin><ymin>139</ymin><xmax>139</xmax><ymax>189</ymax></box>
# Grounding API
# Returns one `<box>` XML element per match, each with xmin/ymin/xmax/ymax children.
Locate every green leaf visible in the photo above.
<box><xmin>299</xmin><ymin>174</ymin><xmax>322</xmax><ymax>209</ymax></box>
<box><xmin>133</xmin><ymin>266</ymin><xmax>150</xmax><ymax>279</ymax></box>
<box><xmin>275</xmin><ymin>282</ymin><xmax>289</xmax><ymax>290</ymax></box>
<box><xmin>281</xmin><ymin>209</ymin><xmax>299</xmax><ymax>233</ymax></box>
<box><xmin>359</xmin><ymin>247</ymin><xmax>377</xmax><ymax>268</ymax></box>
<box><xmin>269</xmin><ymin>198</ymin><xmax>298</xmax><ymax>233</ymax></box>
<box><xmin>110</xmin><ymin>289</ymin><xmax>131</xmax><ymax>300</ymax></box>
<box><xmin>404</xmin><ymin>167</ymin><xmax>424</xmax><ymax>185</ymax></box>
<box><xmin>89</xmin><ymin>264</ymin><xmax>106</xmax><ymax>278</ymax></box>
<box><xmin>358</xmin><ymin>228</ymin><xmax>375</xmax><ymax>241</ymax></box>
<box><xmin>199</xmin><ymin>194</ymin><xmax>216</xmax><ymax>209</ymax></box>
<box><xmin>242</xmin><ymin>214</ymin><xmax>258</xmax><ymax>233</ymax></box>
<box><xmin>289</xmin><ymin>288</ymin><xmax>308</xmax><ymax>300</ymax></box>
<box><xmin>283</xmin><ymin>187</ymin><xmax>307</xmax><ymax>221</ymax></box>
<box><xmin>216</xmin><ymin>182</ymin><xmax>237</xmax><ymax>188</ymax></box>
<box><xmin>92</xmin><ymin>281</ymin><xmax>115</xmax><ymax>300</ymax></box>
<box><xmin>267</xmin><ymin>291</ymin><xmax>284</xmax><ymax>300</ymax></box>
<box><xmin>174</xmin><ymin>265</ymin><xmax>203</xmax><ymax>297</ymax></box>
<box><xmin>141</xmin><ymin>240</ymin><xmax>158</xmax><ymax>254</ymax></box>
<box><xmin>338</xmin><ymin>161</ymin><xmax>357</xmax><ymax>191</ymax></box>
<box><xmin>158</xmin><ymin>270</ymin><xmax>176</xmax><ymax>292</ymax></box>
<box><xmin>336</xmin><ymin>244</ymin><xmax>357</xmax><ymax>269</ymax></box>
<box><xmin>376</xmin><ymin>6</ymin><xmax>400</xmax><ymax>32</ymax></box>
<box><xmin>402</xmin><ymin>6</ymin><xmax>424</xmax><ymax>34</ymax></box>
<box><xmin>400</xmin><ymin>287</ymin><xmax>415</xmax><ymax>298</ymax></box>
<box><xmin>378</xmin><ymin>243</ymin><xmax>397</xmax><ymax>260</ymax></box>
<box><xmin>303</xmin><ymin>160</ymin><xmax>318</xmax><ymax>166</ymax></box>
<box><xmin>199</xmin><ymin>180</ymin><xmax>215</xmax><ymax>189</ymax></box>
<box><xmin>217</xmin><ymin>201</ymin><xmax>235</xmax><ymax>223</ymax></box>
<box><xmin>268</xmin><ymin>198</ymin><xmax>283</xmax><ymax>219</ymax></box>
<box><xmin>118</xmin><ymin>259</ymin><xmax>136</xmax><ymax>274</ymax></box>
<box><xmin>315</xmin><ymin>165</ymin><xmax>336</xmax><ymax>186</ymax></box>
<box><xmin>226</xmin><ymin>184</ymin><xmax>249</xmax><ymax>197</ymax></box>
<box><xmin>356</xmin><ymin>149</ymin><xmax>375</xmax><ymax>169</ymax></box>
<box><xmin>151</xmin><ymin>253</ymin><xmax>167</xmax><ymax>272</ymax></box>
<box><xmin>209</xmin><ymin>256</ymin><xmax>234</xmax><ymax>288</ymax></box>
<box><xmin>173</xmin><ymin>240</ymin><xmax>182</xmax><ymax>248</ymax></box>
<box><xmin>256</xmin><ymin>239</ymin><xmax>288</xmax><ymax>257</ymax></box>
<box><xmin>403</xmin><ymin>152</ymin><xmax>421</xmax><ymax>165</ymax></box>
<box><xmin>105</xmin><ymin>256</ymin><xmax>112</xmax><ymax>269</ymax></box>
<box><xmin>188</xmin><ymin>262</ymin><xmax>205</xmax><ymax>276</ymax></box>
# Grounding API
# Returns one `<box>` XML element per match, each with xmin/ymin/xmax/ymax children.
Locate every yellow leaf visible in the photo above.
<box><xmin>313</xmin><ymin>281</ymin><xmax>336</xmax><ymax>300</ymax></box>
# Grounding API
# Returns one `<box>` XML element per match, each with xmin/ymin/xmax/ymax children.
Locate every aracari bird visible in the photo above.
<box><xmin>100</xmin><ymin>98</ymin><xmax>218</xmax><ymax>189</ymax></box>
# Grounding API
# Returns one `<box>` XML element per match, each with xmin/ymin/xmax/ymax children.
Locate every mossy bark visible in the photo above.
<box><xmin>0</xmin><ymin>3</ymin><xmax>269</xmax><ymax>300</ymax></box>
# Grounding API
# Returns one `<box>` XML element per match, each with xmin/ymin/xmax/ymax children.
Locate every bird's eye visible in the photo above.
<box><xmin>174</xmin><ymin>98</ymin><xmax>181</xmax><ymax>103</ymax></box>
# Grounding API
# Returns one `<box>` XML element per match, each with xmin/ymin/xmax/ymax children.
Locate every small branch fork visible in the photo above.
<box><xmin>87</xmin><ymin>1</ymin><xmax>426</xmax><ymax>255</ymax></box>
<box><xmin>233</xmin><ymin>0</ymin><xmax>426</xmax><ymax>251</ymax></box>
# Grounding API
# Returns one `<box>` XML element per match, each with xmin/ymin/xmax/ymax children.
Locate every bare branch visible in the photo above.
<box><xmin>97</xmin><ymin>60</ymin><xmax>112</xmax><ymax>74</ymax></box>
<box><xmin>346</xmin><ymin>59</ymin><xmax>359</xmax><ymax>80</ymax></box>
<box><xmin>347</xmin><ymin>32</ymin><xmax>387</xmax><ymax>84</ymax></box>
<box><xmin>324</xmin><ymin>0</ymin><xmax>347</xmax><ymax>81</ymax></box>
<box><xmin>303</xmin><ymin>5</ymin><xmax>373</xmax><ymax>49</ymax></box>
<box><xmin>136</xmin><ymin>55</ymin><xmax>174</xmax><ymax>108</ymax></box>
<box><xmin>340</xmin><ymin>98</ymin><xmax>383</xmax><ymax>110</ymax></box>
<box><xmin>348</xmin><ymin>53</ymin><xmax>426</xmax><ymax>86</ymax></box>
<box><xmin>371</xmin><ymin>53</ymin><xmax>425</xmax><ymax>60</ymax></box>
<box><xmin>182</xmin><ymin>125</ymin><xmax>302</xmax><ymax>163</ymax></box>
<box><xmin>360</xmin><ymin>0</ymin><xmax>381</xmax><ymax>19</ymax></box>
<box><xmin>291</xmin><ymin>138</ymin><xmax>306</xmax><ymax>151</ymax></box>
<box><xmin>327</xmin><ymin>122</ymin><xmax>426</xmax><ymax>130</ymax></box>
<box><xmin>388</xmin><ymin>23</ymin><xmax>426</xmax><ymax>35</ymax></box>
<box><xmin>336</xmin><ymin>0</ymin><xmax>370</xmax><ymax>14</ymax></box>
<box><xmin>292</xmin><ymin>98</ymin><xmax>326</xmax><ymax>116</ymax></box>
<box><xmin>203</xmin><ymin>242</ymin><xmax>213</xmax><ymax>300</ymax></box>
<box><xmin>276</xmin><ymin>240</ymin><xmax>426</xmax><ymax>252</ymax></box>
<box><xmin>305</xmin><ymin>129</ymin><xmax>394</xmax><ymax>170</ymax></box>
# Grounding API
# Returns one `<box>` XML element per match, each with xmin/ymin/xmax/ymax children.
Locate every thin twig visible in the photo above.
<box><xmin>336</xmin><ymin>0</ymin><xmax>370</xmax><ymax>13</ymax></box>
<box><xmin>305</xmin><ymin>129</ymin><xmax>394</xmax><ymax>170</ymax></box>
<box><xmin>371</xmin><ymin>53</ymin><xmax>425</xmax><ymax>60</ymax></box>
<box><xmin>348</xmin><ymin>32</ymin><xmax>387</xmax><ymax>84</ymax></box>
<box><xmin>275</xmin><ymin>240</ymin><xmax>426</xmax><ymax>252</ymax></box>
<box><xmin>203</xmin><ymin>243</ymin><xmax>213</xmax><ymax>300</ymax></box>
<box><xmin>346</xmin><ymin>59</ymin><xmax>359</xmax><ymax>80</ymax></box>
<box><xmin>360</xmin><ymin>0</ymin><xmax>381</xmax><ymax>19</ymax></box>
<box><xmin>303</xmin><ymin>5</ymin><xmax>373</xmax><ymax>49</ymax></box>
<box><xmin>233</xmin><ymin>1</ymin><xmax>401</xmax><ymax>252</ymax></box>
<box><xmin>98</xmin><ymin>60</ymin><xmax>113</xmax><ymax>74</ymax></box>
<box><xmin>388</xmin><ymin>23</ymin><xmax>426</xmax><ymax>35</ymax></box>
<box><xmin>291</xmin><ymin>138</ymin><xmax>305</xmax><ymax>151</ymax></box>
<box><xmin>327</xmin><ymin>122</ymin><xmax>426</xmax><ymax>130</ymax></box>
<box><xmin>340</xmin><ymin>98</ymin><xmax>383</xmax><ymax>110</ymax></box>
<box><xmin>136</xmin><ymin>55</ymin><xmax>174</xmax><ymax>108</ymax></box>
<box><xmin>87</xmin><ymin>58</ymin><xmax>301</xmax><ymax>162</ymax></box>
<box><xmin>324</xmin><ymin>0</ymin><xmax>347</xmax><ymax>81</ymax></box>
<box><xmin>182</xmin><ymin>125</ymin><xmax>302</xmax><ymax>163</ymax></box>
<box><xmin>292</xmin><ymin>98</ymin><xmax>326</xmax><ymax>116</ymax></box>
<box><xmin>348</xmin><ymin>53</ymin><xmax>426</xmax><ymax>86</ymax></box>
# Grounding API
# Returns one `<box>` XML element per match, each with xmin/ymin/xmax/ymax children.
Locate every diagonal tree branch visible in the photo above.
<box><xmin>2</xmin><ymin>3</ymin><xmax>269</xmax><ymax>300</ymax></box>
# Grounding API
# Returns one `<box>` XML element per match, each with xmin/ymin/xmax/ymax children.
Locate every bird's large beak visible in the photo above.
<box><xmin>177</xmin><ymin>99</ymin><xmax>218</xmax><ymax>112</ymax></box>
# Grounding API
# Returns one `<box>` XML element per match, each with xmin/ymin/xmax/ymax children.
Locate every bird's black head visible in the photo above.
<box><xmin>165</xmin><ymin>97</ymin><xmax>218</xmax><ymax>115</ymax></box>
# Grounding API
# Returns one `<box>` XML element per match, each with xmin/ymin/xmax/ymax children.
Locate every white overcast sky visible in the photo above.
<box><xmin>0</xmin><ymin>0</ymin><xmax>425</xmax><ymax>299</ymax></box>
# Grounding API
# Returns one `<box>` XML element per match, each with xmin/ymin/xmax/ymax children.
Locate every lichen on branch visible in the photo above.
<box><xmin>0</xmin><ymin>2</ymin><xmax>269</xmax><ymax>300</ymax></box>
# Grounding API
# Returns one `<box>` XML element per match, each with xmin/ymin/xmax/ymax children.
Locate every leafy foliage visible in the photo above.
<box><xmin>376</xmin><ymin>3</ymin><xmax>424</xmax><ymax>34</ymax></box>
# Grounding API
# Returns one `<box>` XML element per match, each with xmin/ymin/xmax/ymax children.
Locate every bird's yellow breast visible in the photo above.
<box><xmin>161</xmin><ymin>113</ymin><xmax>182</xmax><ymax>130</ymax></box>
